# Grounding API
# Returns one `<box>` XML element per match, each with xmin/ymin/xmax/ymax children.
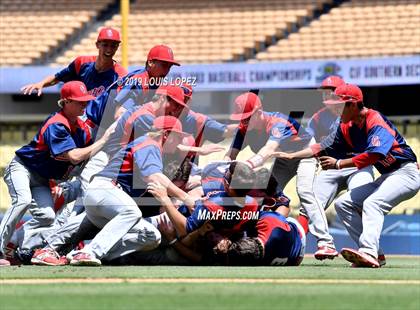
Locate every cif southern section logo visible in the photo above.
<box><xmin>316</xmin><ymin>62</ymin><xmax>342</xmax><ymax>84</ymax></box>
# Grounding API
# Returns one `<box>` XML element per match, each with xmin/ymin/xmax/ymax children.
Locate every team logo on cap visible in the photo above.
<box><xmin>80</xmin><ymin>85</ymin><xmax>86</xmax><ymax>93</ymax></box>
<box><xmin>167</xmin><ymin>47</ymin><xmax>174</xmax><ymax>58</ymax></box>
<box><xmin>107</xmin><ymin>29</ymin><xmax>113</xmax><ymax>38</ymax></box>
<box><xmin>371</xmin><ymin>135</ymin><xmax>381</xmax><ymax>147</ymax></box>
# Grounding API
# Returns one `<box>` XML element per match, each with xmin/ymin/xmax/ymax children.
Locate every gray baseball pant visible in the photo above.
<box><xmin>272</xmin><ymin>156</ymin><xmax>334</xmax><ymax>248</ymax></box>
<box><xmin>0</xmin><ymin>157</ymin><xmax>55</xmax><ymax>254</ymax></box>
<box><xmin>82</xmin><ymin>176</ymin><xmax>161</xmax><ymax>259</ymax></box>
<box><xmin>314</xmin><ymin>166</ymin><xmax>375</xmax><ymax>211</ymax></box>
<box><xmin>335</xmin><ymin>162</ymin><xmax>420</xmax><ymax>258</ymax></box>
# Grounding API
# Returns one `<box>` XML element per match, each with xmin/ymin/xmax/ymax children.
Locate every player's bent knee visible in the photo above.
<box><xmin>362</xmin><ymin>198</ymin><xmax>388</xmax><ymax>214</ymax></box>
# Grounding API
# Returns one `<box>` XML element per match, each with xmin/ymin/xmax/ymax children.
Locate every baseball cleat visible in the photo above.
<box><xmin>70</xmin><ymin>252</ymin><xmax>101</xmax><ymax>266</ymax></box>
<box><xmin>378</xmin><ymin>254</ymin><xmax>386</xmax><ymax>267</ymax></box>
<box><xmin>314</xmin><ymin>246</ymin><xmax>339</xmax><ymax>260</ymax></box>
<box><xmin>341</xmin><ymin>248</ymin><xmax>380</xmax><ymax>268</ymax></box>
<box><xmin>31</xmin><ymin>248</ymin><xmax>67</xmax><ymax>266</ymax></box>
<box><xmin>0</xmin><ymin>258</ymin><xmax>11</xmax><ymax>266</ymax></box>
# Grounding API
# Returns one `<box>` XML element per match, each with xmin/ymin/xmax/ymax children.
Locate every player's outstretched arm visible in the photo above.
<box><xmin>21</xmin><ymin>75</ymin><xmax>58</xmax><ymax>96</ymax></box>
<box><xmin>177</xmin><ymin>143</ymin><xmax>225</xmax><ymax>156</ymax></box>
<box><xmin>61</xmin><ymin>121</ymin><xmax>116</xmax><ymax>164</ymax></box>
<box><xmin>148</xmin><ymin>181</ymin><xmax>188</xmax><ymax>237</ymax></box>
<box><xmin>246</xmin><ymin>140</ymin><xmax>279</xmax><ymax>169</ymax></box>
<box><xmin>224</xmin><ymin>147</ymin><xmax>240</xmax><ymax>161</ymax></box>
<box><xmin>146</xmin><ymin>173</ymin><xmax>197</xmax><ymax>211</ymax></box>
<box><xmin>222</xmin><ymin>124</ymin><xmax>239</xmax><ymax>138</ymax></box>
<box><xmin>272</xmin><ymin>147</ymin><xmax>315</xmax><ymax>160</ymax></box>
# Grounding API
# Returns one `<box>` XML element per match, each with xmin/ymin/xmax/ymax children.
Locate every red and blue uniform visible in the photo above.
<box><xmin>97</xmin><ymin>136</ymin><xmax>163</xmax><ymax>198</ymax></box>
<box><xmin>85</xmin><ymin>68</ymin><xmax>152</xmax><ymax>129</ymax></box>
<box><xmin>307</xmin><ymin>108</ymin><xmax>348</xmax><ymax>159</ymax></box>
<box><xmin>102</xmin><ymin>105</ymin><xmax>227</xmax><ymax>159</ymax></box>
<box><xmin>103</xmin><ymin>102</ymin><xmax>156</xmax><ymax>156</ymax></box>
<box><xmin>318</xmin><ymin>109</ymin><xmax>417</xmax><ymax>174</ymax></box>
<box><xmin>200</xmin><ymin>162</ymin><xmax>229</xmax><ymax>195</ymax></box>
<box><xmin>307</xmin><ymin>107</ymin><xmax>339</xmax><ymax>142</ymax></box>
<box><xmin>185</xmin><ymin>192</ymin><xmax>260</xmax><ymax>235</ymax></box>
<box><xmin>15</xmin><ymin>111</ymin><xmax>93</xmax><ymax>180</ymax></box>
<box><xmin>55</xmin><ymin>56</ymin><xmax>127</xmax><ymax>97</ymax></box>
<box><xmin>182</xmin><ymin>112</ymin><xmax>227</xmax><ymax>148</ymax></box>
<box><xmin>231</xmin><ymin>112</ymin><xmax>312</xmax><ymax>152</ymax></box>
<box><xmin>245</xmin><ymin>211</ymin><xmax>303</xmax><ymax>266</ymax></box>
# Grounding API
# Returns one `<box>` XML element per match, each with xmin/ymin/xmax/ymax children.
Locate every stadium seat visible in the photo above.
<box><xmin>50</xmin><ymin>0</ymin><xmax>329</xmax><ymax>66</ymax></box>
<box><xmin>0</xmin><ymin>0</ymin><xmax>114</xmax><ymax>66</ymax></box>
<box><xmin>254</xmin><ymin>0</ymin><xmax>420</xmax><ymax>60</ymax></box>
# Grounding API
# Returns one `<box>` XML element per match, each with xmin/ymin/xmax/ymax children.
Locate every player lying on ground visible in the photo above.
<box><xmin>273</xmin><ymin>83</ymin><xmax>419</xmax><ymax>268</ymax></box>
<box><xmin>213</xmin><ymin>212</ymin><xmax>305</xmax><ymax>266</ymax></box>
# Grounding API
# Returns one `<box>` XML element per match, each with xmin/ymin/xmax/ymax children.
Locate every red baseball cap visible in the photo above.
<box><xmin>156</xmin><ymin>84</ymin><xmax>189</xmax><ymax>108</ymax></box>
<box><xmin>324</xmin><ymin>84</ymin><xmax>363</xmax><ymax>105</ymax></box>
<box><xmin>181</xmin><ymin>82</ymin><xmax>193</xmax><ymax>100</ymax></box>
<box><xmin>147</xmin><ymin>45</ymin><xmax>180</xmax><ymax>66</ymax></box>
<box><xmin>97</xmin><ymin>27</ymin><xmax>121</xmax><ymax>42</ymax></box>
<box><xmin>60</xmin><ymin>81</ymin><xmax>95</xmax><ymax>101</ymax></box>
<box><xmin>320</xmin><ymin>76</ymin><xmax>345</xmax><ymax>89</ymax></box>
<box><xmin>153</xmin><ymin>116</ymin><xmax>188</xmax><ymax>136</ymax></box>
<box><xmin>230</xmin><ymin>92</ymin><xmax>262</xmax><ymax>121</ymax></box>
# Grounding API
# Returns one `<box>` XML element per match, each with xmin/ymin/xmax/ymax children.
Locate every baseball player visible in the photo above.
<box><xmin>19</xmin><ymin>27</ymin><xmax>126</xmax><ymax>215</ymax></box>
<box><xmin>109</xmin><ymin>44</ymin><xmax>181</xmax><ymax>121</ymax></box>
<box><xmin>224</xmin><ymin>92</ymin><xmax>335</xmax><ymax>256</ymax></box>
<box><xmin>148</xmin><ymin>161</ymin><xmax>259</xmax><ymax>239</ymax></box>
<box><xmin>214</xmin><ymin>212</ymin><xmax>305</xmax><ymax>266</ymax></box>
<box><xmin>274</xmin><ymin>84</ymin><xmax>419</xmax><ymax>267</ymax></box>
<box><xmin>195</xmin><ymin>161</ymin><xmax>290</xmax><ymax>216</ymax></box>
<box><xmin>298</xmin><ymin>76</ymin><xmax>375</xmax><ymax>260</ymax></box>
<box><xmin>0</xmin><ymin>81</ymin><xmax>113</xmax><ymax>266</ymax></box>
<box><xmin>42</xmin><ymin>45</ymin><xmax>181</xmax><ymax>223</ymax></box>
<box><xmin>68</xmin><ymin>116</ymin><xmax>194</xmax><ymax>266</ymax></box>
<box><xmin>21</xmin><ymin>27</ymin><xmax>126</xmax><ymax>98</ymax></box>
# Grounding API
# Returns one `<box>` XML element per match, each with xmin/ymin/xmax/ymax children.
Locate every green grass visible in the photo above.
<box><xmin>1</xmin><ymin>257</ymin><xmax>419</xmax><ymax>310</ymax></box>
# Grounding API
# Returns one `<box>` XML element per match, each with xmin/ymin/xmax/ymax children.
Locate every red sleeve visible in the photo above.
<box><xmin>352</xmin><ymin>152</ymin><xmax>381</xmax><ymax>169</ymax></box>
<box><xmin>114</xmin><ymin>63</ymin><xmax>128</xmax><ymax>77</ymax></box>
<box><xmin>74</xmin><ymin>56</ymin><xmax>96</xmax><ymax>74</ymax></box>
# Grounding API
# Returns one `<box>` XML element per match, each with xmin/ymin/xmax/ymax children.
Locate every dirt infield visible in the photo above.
<box><xmin>2</xmin><ymin>278</ymin><xmax>419</xmax><ymax>285</ymax></box>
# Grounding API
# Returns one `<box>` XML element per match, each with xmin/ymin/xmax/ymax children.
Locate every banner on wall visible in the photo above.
<box><xmin>0</xmin><ymin>56</ymin><xmax>419</xmax><ymax>93</ymax></box>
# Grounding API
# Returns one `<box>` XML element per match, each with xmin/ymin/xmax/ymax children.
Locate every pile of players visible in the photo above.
<box><xmin>0</xmin><ymin>28</ymin><xmax>418</xmax><ymax>268</ymax></box>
